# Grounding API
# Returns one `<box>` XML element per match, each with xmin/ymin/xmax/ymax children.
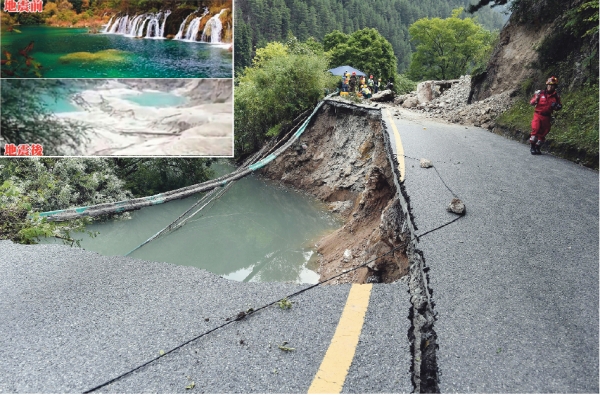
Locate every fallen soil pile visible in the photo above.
<box><xmin>395</xmin><ymin>75</ymin><xmax>514</xmax><ymax>130</ymax></box>
<box><xmin>261</xmin><ymin>100</ymin><xmax>411</xmax><ymax>284</ymax></box>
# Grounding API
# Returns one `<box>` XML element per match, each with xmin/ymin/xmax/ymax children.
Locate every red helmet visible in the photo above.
<box><xmin>546</xmin><ymin>76</ymin><xmax>559</xmax><ymax>85</ymax></box>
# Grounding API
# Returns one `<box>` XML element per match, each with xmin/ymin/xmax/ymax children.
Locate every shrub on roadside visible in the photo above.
<box><xmin>234</xmin><ymin>38</ymin><xmax>337</xmax><ymax>157</ymax></box>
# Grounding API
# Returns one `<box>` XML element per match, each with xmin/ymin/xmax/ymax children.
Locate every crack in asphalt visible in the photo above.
<box><xmin>381</xmin><ymin>114</ymin><xmax>440</xmax><ymax>393</ymax></box>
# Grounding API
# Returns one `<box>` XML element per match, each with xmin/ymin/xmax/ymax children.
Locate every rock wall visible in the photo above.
<box><xmin>261</xmin><ymin>100</ymin><xmax>411</xmax><ymax>284</ymax></box>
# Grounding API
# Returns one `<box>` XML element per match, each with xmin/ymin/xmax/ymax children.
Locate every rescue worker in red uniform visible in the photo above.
<box><xmin>529</xmin><ymin>76</ymin><xmax>562</xmax><ymax>155</ymax></box>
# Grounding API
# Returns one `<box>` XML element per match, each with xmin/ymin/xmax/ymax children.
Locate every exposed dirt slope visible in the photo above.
<box><xmin>262</xmin><ymin>100</ymin><xmax>410</xmax><ymax>284</ymax></box>
<box><xmin>470</xmin><ymin>20</ymin><xmax>553</xmax><ymax>101</ymax></box>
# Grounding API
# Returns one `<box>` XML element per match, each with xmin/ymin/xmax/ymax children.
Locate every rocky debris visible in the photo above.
<box><xmin>394</xmin><ymin>95</ymin><xmax>405</xmax><ymax>105</ymax></box>
<box><xmin>447</xmin><ymin>198</ymin><xmax>466</xmax><ymax>215</ymax></box>
<box><xmin>342</xmin><ymin>249</ymin><xmax>353</xmax><ymax>263</ymax></box>
<box><xmin>370</xmin><ymin>89</ymin><xmax>395</xmax><ymax>102</ymax></box>
<box><xmin>328</xmin><ymin>200</ymin><xmax>353</xmax><ymax>214</ymax></box>
<box><xmin>398</xmin><ymin>75</ymin><xmax>514</xmax><ymax>130</ymax></box>
<box><xmin>420</xmin><ymin>159</ymin><xmax>433</xmax><ymax>168</ymax></box>
<box><xmin>402</xmin><ymin>96</ymin><xmax>419</xmax><ymax>108</ymax></box>
<box><xmin>417</xmin><ymin>81</ymin><xmax>435</xmax><ymax>103</ymax></box>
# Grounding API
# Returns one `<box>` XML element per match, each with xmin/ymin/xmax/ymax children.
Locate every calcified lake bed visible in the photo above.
<box><xmin>52</xmin><ymin>79</ymin><xmax>233</xmax><ymax>156</ymax></box>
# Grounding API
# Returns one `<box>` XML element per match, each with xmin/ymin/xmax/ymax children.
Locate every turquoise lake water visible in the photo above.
<box><xmin>122</xmin><ymin>92</ymin><xmax>188</xmax><ymax>107</ymax></box>
<box><xmin>40</xmin><ymin>94</ymin><xmax>81</xmax><ymax>113</ymax></box>
<box><xmin>1</xmin><ymin>26</ymin><xmax>232</xmax><ymax>78</ymax></box>
<box><xmin>43</xmin><ymin>164</ymin><xmax>339</xmax><ymax>284</ymax></box>
<box><xmin>41</xmin><ymin>91</ymin><xmax>187</xmax><ymax>113</ymax></box>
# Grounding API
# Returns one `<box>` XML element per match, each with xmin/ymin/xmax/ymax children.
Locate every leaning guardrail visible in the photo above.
<box><xmin>39</xmin><ymin>93</ymin><xmax>335</xmax><ymax>222</ymax></box>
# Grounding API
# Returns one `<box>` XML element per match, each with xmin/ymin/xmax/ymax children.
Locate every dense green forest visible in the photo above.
<box><xmin>234</xmin><ymin>0</ymin><xmax>506</xmax><ymax>74</ymax></box>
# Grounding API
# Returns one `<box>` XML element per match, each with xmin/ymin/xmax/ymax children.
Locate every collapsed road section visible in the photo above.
<box><xmin>33</xmin><ymin>95</ymin><xmax>440</xmax><ymax>392</ymax></box>
<box><xmin>260</xmin><ymin>98</ymin><xmax>440</xmax><ymax>392</ymax></box>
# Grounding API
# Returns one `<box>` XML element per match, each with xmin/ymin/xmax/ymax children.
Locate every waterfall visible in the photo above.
<box><xmin>173</xmin><ymin>15</ymin><xmax>190</xmax><ymax>40</ymax></box>
<box><xmin>136</xmin><ymin>16</ymin><xmax>152</xmax><ymax>37</ymax></box>
<box><xmin>126</xmin><ymin>14</ymin><xmax>146</xmax><ymax>37</ymax></box>
<box><xmin>184</xmin><ymin>17</ymin><xmax>202</xmax><ymax>41</ymax></box>
<box><xmin>174</xmin><ymin>8</ymin><xmax>209</xmax><ymax>42</ymax></box>
<box><xmin>144</xmin><ymin>15</ymin><xmax>159</xmax><ymax>38</ymax></box>
<box><xmin>201</xmin><ymin>9</ymin><xmax>227</xmax><ymax>43</ymax></box>
<box><xmin>108</xmin><ymin>16</ymin><xmax>121</xmax><ymax>33</ymax></box>
<box><xmin>144</xmin><ymin>11</ymin><xmax>171</xmax><ymax>39</ymax></box>
<box><xmin>102</xmin><ymin>10</ymin><xmax>172</xmax><ymax>39</ymax></box>
<box><xmin>102</xmin><ymin>15</ymin><xmax>114</xmax><ymax>33</ymax></box>
<box><xmin>159</xmin><ymin>10</ymin><xmax>172</xmax><ymax>38</ymax></box>
<box><xmin>116</xmin><ymin>15</ymin><xmax>129</xmax><ymax>34</ymax></box>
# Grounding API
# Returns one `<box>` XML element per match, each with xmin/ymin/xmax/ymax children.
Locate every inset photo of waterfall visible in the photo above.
<box><xmin>0</xmin><ymin>0</ymin><xmax>232</xmax><ymax>78</ymax></box>
<box><xmin>0</xmin><ymin>78</ymin><xmax>233</xmax><ymax>156</ymax></box>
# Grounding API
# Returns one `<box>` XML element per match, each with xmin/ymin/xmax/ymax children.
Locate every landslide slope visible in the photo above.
<box><xmin>261</xmin><ymin>100</ymin><xmax>410</xmax><ymax>284</ymax></box>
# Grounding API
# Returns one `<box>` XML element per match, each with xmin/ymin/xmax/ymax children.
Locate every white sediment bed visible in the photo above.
<box><xmin>57</xmin><ymin>81</ymin><xmax>232</xmax><ymax>156</ymax></box>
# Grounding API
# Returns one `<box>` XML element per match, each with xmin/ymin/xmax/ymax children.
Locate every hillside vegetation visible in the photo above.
<box><xmin>234</xmin><ymin>0</ymin><xmax>506</xmax><ymax>74</ymax></box>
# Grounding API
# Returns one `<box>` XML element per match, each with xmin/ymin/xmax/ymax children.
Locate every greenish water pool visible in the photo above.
<box><xmin>46</xmin><ymin>164</ymin><xmax>339</xmax><ymax>284</ymax></box>
<box><xmin>123</xmin><ymin>92</ymin><xmax>188</xmax><ymax>107</ymax></box>
<box><xmin>1</xmin><ymin>26</ymin><xmax>231</xmax><ymax>78</ymax></box>
<box><xmin>41</xmin><ymin>94</ymin><xmax>81</xmax><ymax>113</ymax></box>
<box><xmin>40</xmin><ymin>90</ymin><xmax>187</xmax><ymax>113</ymax></box>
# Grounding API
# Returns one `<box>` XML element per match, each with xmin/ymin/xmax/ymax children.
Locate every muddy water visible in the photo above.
<box><xmin>61</xmin><ymin>163</ymin><xmax>339</xmax><ymax>284</ymax></box>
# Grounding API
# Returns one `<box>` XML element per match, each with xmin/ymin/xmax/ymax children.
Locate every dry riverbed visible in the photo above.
<box><xmin>57</xmin><ymin>79</ymin><xmax>232</xmax><ymax>156</ymax></box>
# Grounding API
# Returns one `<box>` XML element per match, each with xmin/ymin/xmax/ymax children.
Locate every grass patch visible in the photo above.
<box><xmin>551</xmin><ymin>84</ymin><xmax>599</xmax><ymax>155</ymax></box>
<box><xmin>59</xmin><ymin>49</ymin><xmax>128</xmax><ymax>63</ymax></box>
<box><xmin>496</xmin><ymin>98</ymin><xmax>532</xmax><ymax>131</ymax></box>
<box><xmin>497</xmin><ymin>83</ymin><xmax>599</xmax><ymax>157</ymax></box>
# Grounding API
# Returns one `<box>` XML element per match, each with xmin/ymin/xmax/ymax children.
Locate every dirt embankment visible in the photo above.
<box><xmin>261</xmin><ymin>100</ymin><xmax>410</xmax><ymax>284</ymax></box>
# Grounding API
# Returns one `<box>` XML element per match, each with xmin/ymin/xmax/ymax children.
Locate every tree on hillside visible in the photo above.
<box><xmin>234</xmin><ymin>38</ymin><xmax>336</xmax><ymax>156</ymax></box>
<box><xmin>234</xmin><ymin>8</ymin><xmax>253</xmax><ymax>74</ymax></box>
<box><xmin>323</xmin><ymin>29</ymin><xmax>347</xmax><ymax>51</ymax></box>
<box><xmin>326</xmin><ymin>28</ymin><xmax>397</xmax><ymax>84</ymax></box>
<box><xmin>1</xmin><ymin>80</ymin><xmax>89</xmax><ymax>155</ymax></box>
<box><xmin>407</xmin><ymin>8</ymin><xmax>495</xmax><ymax>80</ymax></box>
<box><xmin>234</xmin><ymin>0</ymin><xmax>506</xmax><ymax>76</ymax></box>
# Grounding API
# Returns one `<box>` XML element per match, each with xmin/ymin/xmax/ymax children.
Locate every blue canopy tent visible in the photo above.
<box><xmin>328</xmin><ymin>65</ymin><xmax>366</xmax><ymax>76</ymax></box>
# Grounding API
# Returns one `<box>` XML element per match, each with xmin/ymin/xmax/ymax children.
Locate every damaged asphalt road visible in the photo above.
<box><xmin>0</xmin><ymin>242</ymin><xmax>412</xmax><ymax>393</ymax></box>
<box><xmin>0</xmin><ymin>102</ymin><xmax>597</xmax><ymax>393</ymax></box>
<box><xmin>384</xmin><ymin>106</ymin><xmax>599</xmax><ymax>393</ymax></box>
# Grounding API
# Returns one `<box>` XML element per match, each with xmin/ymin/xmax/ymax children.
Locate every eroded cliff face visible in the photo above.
<box><xmin>261</xmin><ymin>100</ymin><xmax>410</xmax><ymax>284</ymax></box>
<box><xmin>470</xmin><ymin>0</ymin><xmax>597</xmax><ymax>101</ymax></box>
<box><xmin>470</xmin><ymin>18</ymin><xmax>555</xmax><ymax>101</ymax></box>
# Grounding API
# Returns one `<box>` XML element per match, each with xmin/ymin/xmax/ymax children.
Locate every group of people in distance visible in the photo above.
<box><xmin>340</xmin><ymin>71</ymin><xmax>392</xmax><ymax>99</ymax></box>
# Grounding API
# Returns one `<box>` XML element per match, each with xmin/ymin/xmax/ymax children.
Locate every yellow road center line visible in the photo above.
<box><xmin>385</xmin><ymin>108</ymin><xmax>406</xmax><ymax>182</ymax></box>
<box><xmin>307</xmin><ymin>283</ymin><xmax>373</xmax><ymax>394</ymax></box>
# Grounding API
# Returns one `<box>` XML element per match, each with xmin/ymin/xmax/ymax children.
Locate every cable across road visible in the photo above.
<box><xmin>35</xmin><ymin>95</ymin><xmax>468</xmax><ymax>393</ymax></box>
<box><xmin>80</xmin><ymin>99</ymin><xmax>467</xmax><ymax>393</ymax></box>
<box><xmin>83</xmin><ymin>242</ymin><xmax>406</xmax><ymax>394</ymax></box>
<box><xmin>83</xmin><ymin>212</ymin><xmax>456</xmax><ymax>393</ymax></box>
